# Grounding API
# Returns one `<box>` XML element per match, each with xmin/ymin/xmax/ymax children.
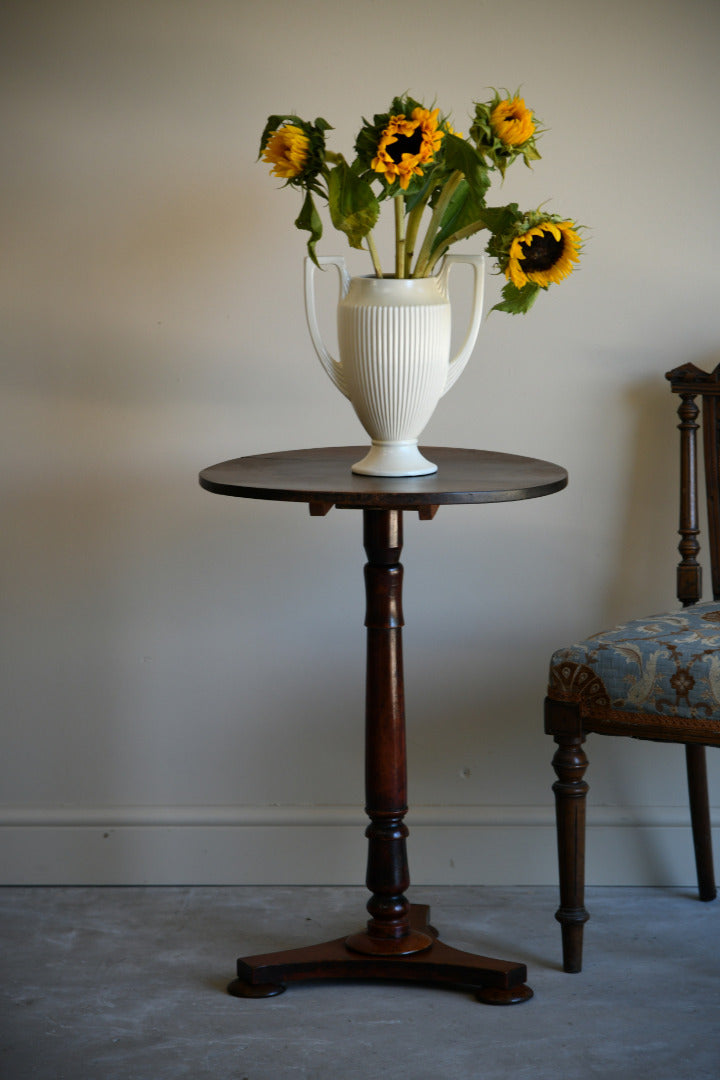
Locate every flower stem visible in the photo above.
<box><xmin>394</xmin><ymin>195</ymin><xmax>406</xmax><ymax>278</ymax></box>
<box><xmin>366</xmin><ymin>231</ymin><xmax>383</xmax><ymax>278</ymax></box>
<box><xmin>404</xmin><ymin>194</ymin><xmax>431</xmax><ymax>277</ymax></box>
<box><xmin>413</xmin><ymin>170</ymin><xmax>463</xmax><ymax>277</ymax></box>
<box><xmin>424</xmin><ymin>218</ymin><xmax>487</xmax><ymax>277</ymax></box>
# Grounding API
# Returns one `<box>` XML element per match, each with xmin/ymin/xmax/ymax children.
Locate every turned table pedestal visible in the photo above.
<box><xmin>199</xmin><ymin>446</ymin><xmax>567</xmax><ymax>1004</ymax></box>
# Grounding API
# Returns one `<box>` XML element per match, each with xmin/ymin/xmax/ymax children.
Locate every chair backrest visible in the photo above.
<box><xmin>667</xmin><ymin>363</ymin><xmax>720</xmax><ymax>607</ymax></box>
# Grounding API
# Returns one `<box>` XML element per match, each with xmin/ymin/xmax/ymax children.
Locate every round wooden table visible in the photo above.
<box><xmin>200</xmin><ymin>446</ymin><xmax>568</xmax><ymax>1004</ymax></box>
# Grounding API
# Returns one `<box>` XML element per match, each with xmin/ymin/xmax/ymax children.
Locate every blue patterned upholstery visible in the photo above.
<box><xmin>548</xmin><ymin>602</ymin><xmax>720</xmax><ymax>726</ymax></box>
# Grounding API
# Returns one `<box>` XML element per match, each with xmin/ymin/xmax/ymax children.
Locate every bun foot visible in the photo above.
<box><xmin>227</xmin><ymin>976</ymin><xmax>285</xmax><ymax>998</ymax></box>
<box><xmin>475</xmin><ymin>983</ymin><xmax>534</xmax><ymax>1006</ymax></box>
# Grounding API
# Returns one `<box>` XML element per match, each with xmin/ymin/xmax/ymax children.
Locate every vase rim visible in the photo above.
<box><xmin>357</xmin><ymin>273</ymin><xmax>438</xmax><ymax>281</ymax></box>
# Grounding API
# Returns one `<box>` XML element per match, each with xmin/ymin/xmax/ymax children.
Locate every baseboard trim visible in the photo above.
<box><xmin>0</xmin><ymin>804</ymin><xmax>716</xmax><ymax>886</ymax></box>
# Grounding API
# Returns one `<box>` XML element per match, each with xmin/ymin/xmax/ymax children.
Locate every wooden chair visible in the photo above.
<box><xmin>544</xmin><ymin>362</ymin><xmax>719</xmax><ymax>972</ymax></box>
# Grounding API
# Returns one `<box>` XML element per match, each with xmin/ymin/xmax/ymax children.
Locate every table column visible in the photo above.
<box><xmin>346</xmin><ymin>509</ymin><xmax>434</xmax><ymax>955</ymax></box>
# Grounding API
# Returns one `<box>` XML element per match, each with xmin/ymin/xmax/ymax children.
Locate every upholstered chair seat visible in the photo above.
<box><xmin>549</xmin><ymin>602</ymin><xmax>720</xmax><ymax>740</ymax></box>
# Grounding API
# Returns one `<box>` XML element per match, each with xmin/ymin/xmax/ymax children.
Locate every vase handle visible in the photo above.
<box><xmin>439</xmin><ymin>254</ymin><xmax>485</xmax><ymax>396</ymax></box>
<box><xmin>304</xmin><ymin>255</ymin><xmax>351</xmax><ymax>398</ymax></box>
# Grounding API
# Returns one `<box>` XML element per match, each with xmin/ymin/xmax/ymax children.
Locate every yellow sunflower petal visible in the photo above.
<box><xmin>490</xmin><ymin>96</ymin><xmax>536</xmax><ymax>147</ymax></box>
<box><xmin>372</xmin><ymin>106</ymin><xmax>444</xmax><ymax>187</ymax></box>
<box><xmin>262</xmin><ymin>125</ymin><xmax>309</xmax><ymax>179</ymax></box>
<box><xmin>505</xmin><ymin>219</ymin><xmax>582</xmax><ymax>289</ymax></box>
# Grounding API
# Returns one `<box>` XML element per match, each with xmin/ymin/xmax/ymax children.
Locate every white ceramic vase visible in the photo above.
<box><xmin>304</xmin><ymin>254</ymin><xmax>485</xmax><ymax>476</ymax></box>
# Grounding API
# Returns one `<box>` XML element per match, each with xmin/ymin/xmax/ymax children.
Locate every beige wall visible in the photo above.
<box><xmin>2</xmin><ymin>0</ymin><xmax>719</xmax><ymax>884</ymax></box>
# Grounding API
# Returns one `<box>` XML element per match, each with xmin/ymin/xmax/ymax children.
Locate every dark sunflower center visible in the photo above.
<box><xmin>386</xmin><ymin>126</ymin><xmax>423</xmax><ymax>163</ymax></box>
<box><xmin>520</xmin><ymin>231</ymin><xmax>564</xmax><ymax>271</ymax></box>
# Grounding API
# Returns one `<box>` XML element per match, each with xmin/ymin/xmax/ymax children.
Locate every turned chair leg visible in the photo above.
<box><xmin>686</xmin><ymin>744</ymin><xmax>717</xmax><ymax>902</ymax></box>
<box><xmin>551</xmin><ymin>735</ymin><xmax>590</xmax><ymax>972</ymax></box>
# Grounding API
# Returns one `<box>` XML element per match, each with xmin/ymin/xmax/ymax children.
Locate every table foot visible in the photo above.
<box><xmin>475</xmin><ymin>984</ymin><xmax>534</xmax><ymax>1006</ymax></box>
<box><xmin>227</xmin><ymin>977</ymin><xmax>285</xmax><ymax>998</ymax></box>
<box><xmin>229</xmin><ymin>904</ymin><xmax>532</xmax><ymax>1005</ymax></box>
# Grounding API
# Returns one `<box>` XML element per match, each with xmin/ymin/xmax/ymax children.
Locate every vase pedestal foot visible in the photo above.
<box><xmin>352</xmin><ymin>441</ymin><xmax>438</xmax><ymax>477</ymax></box>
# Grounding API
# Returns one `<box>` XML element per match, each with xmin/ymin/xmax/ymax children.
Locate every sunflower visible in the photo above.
<box><xmin>505</xmin><ymin>219</ymin><xmax>582</xmax><ymax>289</ymax></box>
<box><xmin>470</xmin><ymin>92</ymin><xmax>541</xmax><ymax>175</ymax></box>
<box><xmin>371</xmin><ymin>106</ymin><xmax>444</xmax><ymax>190</ymax></box>
<box><xmin>262</xmin><ymin>124</ymin><xmax>310</xmax><ymax>180</ymax></box>
<box><xmin>490</xmin><ymin>96</ymin><xmax>535</xmax><ymax>148</ymax></box>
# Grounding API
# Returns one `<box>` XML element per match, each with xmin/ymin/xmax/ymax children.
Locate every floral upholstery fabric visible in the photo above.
<box><xmin>548</xmin><ymin>602</ymin><xmax>720</xmax><ymax>723</ymax></box>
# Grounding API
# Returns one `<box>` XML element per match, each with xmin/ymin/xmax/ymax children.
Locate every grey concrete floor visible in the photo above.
<box><xmin>1</xmin><ymin>885</ymin><xmax>718</xmax><ymax>1080</ymax></box>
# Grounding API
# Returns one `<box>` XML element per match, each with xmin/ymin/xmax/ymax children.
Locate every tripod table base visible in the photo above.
<box><xmin>227</xmin><ymin>904</ymin><xmax>533</xmax><ymax>1005</ymax></box>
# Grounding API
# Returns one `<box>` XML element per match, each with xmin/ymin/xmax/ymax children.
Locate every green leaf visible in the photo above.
<box><xmin>327</xmin><ymin>161</ymin><xmax>379</xmax><ymax>249</ymax></box>
<box><xmin>430</xmin><ymin>179</ymin><xmax>486</xmax><ymax>254</ymax></box>
<box><xmin>295</xmin><ymin>191</ymin><xmax>323</xmax><ymax>266</ymax></box>
<box><xmin>441</xmin><ymin>133</ymin><xmax>491</xmax><ymax>201</ymax></box>
<box><xmin>491</xmin><ymin>280</ymin><xmax>541</xmax><ymax>315</ymax></box>
<box><xmin>403</xmin><ymin>174</ymin><xmax>436</xmax><ymax>212</ymax></box>
<box><xmin>479</xmin><ymin>203</ymin><xmax>523</xmax><ymax>236</ymax></box>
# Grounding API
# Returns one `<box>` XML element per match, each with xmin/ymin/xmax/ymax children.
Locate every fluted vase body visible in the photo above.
<box><xmin>304</xmin><ymin>254</ymin><xmax>485</xmax><ymax>476</ymax></box>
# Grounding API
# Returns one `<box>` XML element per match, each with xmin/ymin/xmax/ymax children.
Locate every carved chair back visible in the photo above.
<box><xmin>669</xmin><ymin>363</ymin><xmax>720</xmax><ymax>606</ymax></box>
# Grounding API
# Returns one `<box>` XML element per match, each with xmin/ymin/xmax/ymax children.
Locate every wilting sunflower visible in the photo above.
<box><xmin>262</xmin><ymin>124</ymin><xmax>310</xmax><ymax>180</ymax></box>
<box><xmin>505</xmin><ymin>218</ymin><xmax>582</xmax><ymax>289</ymax></box>
<box><xmin>371</xmin><ymin>106</ymin><xmax>444</xmax><ymax>190</ymax></box>
<box><xmin>470</xmin><ymin>92</ymin><xmax>541</xmax><ymax>175</ymax></box>
<box><xmin>490</xmin><ymin>96</ymin><xmax>535</xmax><ymax>148</ymax></box>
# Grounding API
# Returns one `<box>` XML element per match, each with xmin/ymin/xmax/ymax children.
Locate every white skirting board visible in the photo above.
<box><xmin>1</xmin><ymin>805</ymin><xmax>717</xmax><ymax>886</ymax></box>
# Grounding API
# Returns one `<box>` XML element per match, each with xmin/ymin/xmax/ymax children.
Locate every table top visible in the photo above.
<box><xmin>199</xmin><ymin>447</ymin><xmax>568</xmax><ymax>511</ymax></box>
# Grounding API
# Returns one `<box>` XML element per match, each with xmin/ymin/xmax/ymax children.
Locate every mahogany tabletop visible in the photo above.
<box><xmin>199</xmin><ymin>446</ymin><xmax>568</xmax><ymax>510</ymax></box>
